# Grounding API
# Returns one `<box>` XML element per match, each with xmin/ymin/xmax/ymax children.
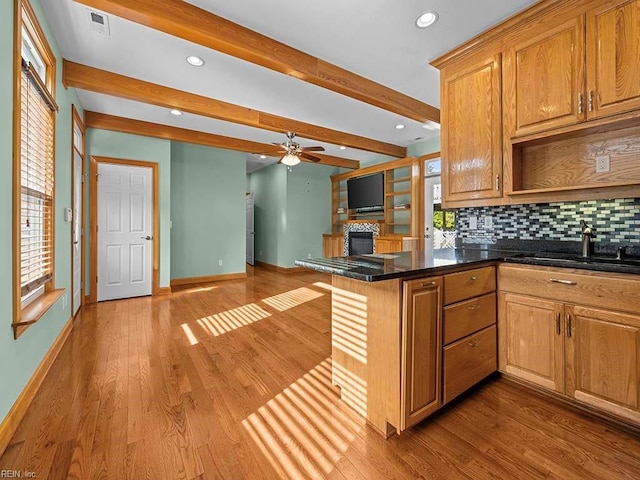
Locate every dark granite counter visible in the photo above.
<box><xmin>296</xmin><ymin>248</ymin><xmax>640</xmax><ymax>282</ymax></box>
<box><xmin>295</xmin><ymin>249</ymin><xmax>506</xmax><ymax>282</ymax></box>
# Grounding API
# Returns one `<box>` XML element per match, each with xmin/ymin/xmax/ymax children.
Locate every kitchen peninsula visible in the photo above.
<box><xmin>296</xmin><ymin>249</ymin><xmax>502</xmax><ymax>436</ymax></box>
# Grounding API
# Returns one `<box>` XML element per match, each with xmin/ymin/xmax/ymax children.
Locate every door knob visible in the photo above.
<box><xmin>141</xmin><ymin>236</ymin><xmax>153</xmax><ymax>240</ymax></box>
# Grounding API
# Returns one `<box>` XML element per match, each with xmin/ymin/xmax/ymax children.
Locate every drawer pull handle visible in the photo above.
<box><xmin>549</xmin><ymin>278</ymin><xmax>577</xmax><ymax>285</ymax></box>
<box><xmin>555</xmin><ymin>312</ymin><xmax>561</xmax><ymax>335</ymax></box>
<box><xmin>421</xmin><ymin>281</ymin><xmax>437</xmax><ymax>287</ymax></box>
<box><xmin>469</xmin><ymin>276</ymin><xmax>479</xmax><ymax>281</ymax></box>
<box><xmin>468</xmin><ymin>340</ymin><xmax>479</xmax><ymax>348</ymax></box>
<box><xmin>467</xmin><ymin>304</ymin><xmax>480</xmax><ymax>310</ymax></box>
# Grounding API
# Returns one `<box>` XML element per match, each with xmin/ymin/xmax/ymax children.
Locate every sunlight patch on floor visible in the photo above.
<box><xmin>181</xmin><ymin>323</ymin><xmax>199</xmax><ymax>345</ymax></box>
<box><xmin>331</xmin><ymin>287</ymin><xmax>368</xmax><ymax>364</ymax></box>
<box><xmin>312</xmin><ymin>281</ymin><xmax>333</xmax><ymax>292</ymax></box>
<box><xmin>261</xmin><ymin>287</ymin><xmax>324</xmax><ymax>312</ymax></box>
<box><xmin>242</xmin><ymin>358</ymin><xmax>364</xmax><ymax>479</ymax></box>
<box><xmin>196</xmin><ymin>303</ymin><xmax>271</xmax><ymax>336</ymax></box>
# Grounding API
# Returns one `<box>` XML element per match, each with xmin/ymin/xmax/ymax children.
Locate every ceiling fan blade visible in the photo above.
<box><xmin>301</xmin><ymin>146</ymin><xmax>325</xmax><ymax>152</ymax></box>
<box><xmin>300</xmin><ymin>152</ymin><xmax>321</xmax><ymax>162</ymax></box>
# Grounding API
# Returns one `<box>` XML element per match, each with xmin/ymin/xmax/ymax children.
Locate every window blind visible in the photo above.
<box><xmin>20</xmin><ymin>59</ymin><xmax>56</xmax><ymax>298</ymax></box>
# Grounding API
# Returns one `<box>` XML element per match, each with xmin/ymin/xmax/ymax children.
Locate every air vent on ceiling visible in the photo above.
<box><xmin>86</xmin><ymin>9</ymin><xmax>110</xmax><ymax>36</ymax></box>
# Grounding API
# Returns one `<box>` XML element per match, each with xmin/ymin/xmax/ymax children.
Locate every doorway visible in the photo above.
<box><xmin>90</xmin><ymin>157</ymin><xmax>159</xmax><ymax>302</ymax></box>
<box><xmin>246</xmin><ymin>193</ymin><xmax>255</xmax><ymax>265</ymax></box>
<box><xmin>71</xmin><ymin>106</ymin><xmax>84</xmax><ymax>316</ymax></box>
<box><xmin>424</xmin><ymin>157</ymin><xmax>456</xmax><ymax>254</ymax></box>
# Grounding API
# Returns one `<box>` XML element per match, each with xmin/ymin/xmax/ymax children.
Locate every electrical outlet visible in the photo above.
<box><xmin>259</xmin><ymin>250</ymin><xmax>262</xmax><ymax>256</ymax></box>
<box><xmin>469</xmin><ymin>215</ymin><xmax>478</xmax><ymax>230</ymax></box>
<box><xmin>596</xmin><ymin>155</ymin><xmax>610</xmax><ymax>173</ymax></box>
<box><xmin>484</xmin><ymin>215</ymin><xmax>493</xmax><ymax>229</ymax></box>
<box><xmin>218</xmin><ymin>259</ymin><xmax>223</xmax><ymax>266</ymax></box>
<box><xmin>307</xmin><ymin>253</ymin><xmax>312</xmax><ymax>259</ymax></box>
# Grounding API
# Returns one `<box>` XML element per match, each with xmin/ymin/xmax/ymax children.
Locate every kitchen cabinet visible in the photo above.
<box><xmin>500</xmin><ymin>293</ymin><xmax>564</xmax><ymax>393</ymax></box>
<box><xmin>442</xmin><ymin>266</ymin><xmax>497</xmax><ymax>403</ymax></box>
<box><xmin>565</xmin><ymin>305</ymin><xmax>640</xmax><ymax>418</ymax></box>
<box><xmin>401</xmin><ymin>277</ymin><xmax>442</xmax><ymax>429</ymax></box>
<box><xmin>440</xmin><ymin>53</ymin><xmax>502</xmax><ymax>206</ymax></box>
<box><xmin>322</xmin><ymin>233</ymin><xmax>343</xmax><ymax>257</ymax></box>
<box><xmin>586</xmin><ymin>0</ymin><xmax>640</xmax><ymax>120</ymax></box>
<box><xmin>507</xmin><ymin>16</ymin><xmax>585</xmax><ymax>137</ymax></box>
<box><xmin>499</xmin><ymin>264</ymin><xmax>640</xmax><ymax>424</ymax></box>
<box><xmin>509</xmin><ymin>0</ymin><xmax>640</xmax><ymax>138</ymax></box>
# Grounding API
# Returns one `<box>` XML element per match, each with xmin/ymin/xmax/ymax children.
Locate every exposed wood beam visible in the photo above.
<box><xmin>72</xmin><ymin>0</ymin><xmax>439</xmax><ymax>124</ymax></box>
<box><xmin>84</xmin><ymin>111</ymin><xmax>361</xmax><ymax>169</ymax></box>
<box><xmin>64</xmin><ymin>60</ymin><xmax>405</xmax><ymax>158</ymax></box>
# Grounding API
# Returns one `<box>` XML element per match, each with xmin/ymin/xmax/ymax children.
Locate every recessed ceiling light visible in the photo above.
<box><xmin>170</xmin><ymin>109</ymin><xmax>183</xmax><ymax>116</ymax></box>
<box><xmin>395</xmin><ymin>124</ymin><xmax>405</xmax><ymax>130</ymax></box>
<box><xmin>422</xmin><ymin>122</ymin><xmax>441</xmax><ymax>130</ymax></box>
<box><xmin>415</xmin><ymin>11</ymin><xmax>439</xmax><ymax>28</ymax></box>
<box><xmin>260</xmin><ymin>155</ymin><xmax>267</xmax><ymax>159</ymax></box>
<box><xmin>186</xmin><ymin>55</ymin><xmax>205</xmax><ymax>67</ymax></box>
<box><xmin>339</xmin><ymin>146</ymin><xmax>347</xmax><ymax>150</ymax></box>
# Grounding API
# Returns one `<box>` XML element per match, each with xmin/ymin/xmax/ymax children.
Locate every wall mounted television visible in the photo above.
<box><xmin>347</xmin><ymin>172</ymin><xmax>385</xmax><ymax>209</ymax></box>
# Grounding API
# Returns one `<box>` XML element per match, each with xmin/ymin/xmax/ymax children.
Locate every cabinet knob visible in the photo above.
<box><xmin>469</xmin><ymin>276</ymin><xmax>478</xmax><ymax>281</ymax></box>
<box><xmin>468</xmin><ymin>340</ymin><xmax>479</xmax><ymax>348</ymax></box>
<box><xmin>467</xmin><ymin>304</ymin><xmax>480</xmax><ymax>310</ymax></box>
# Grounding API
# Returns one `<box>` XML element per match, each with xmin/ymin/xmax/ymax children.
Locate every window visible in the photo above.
<box><xmin>13</xmin><ymin>0</ymin><xmax>60</xmax><ymax>337</ymax></box>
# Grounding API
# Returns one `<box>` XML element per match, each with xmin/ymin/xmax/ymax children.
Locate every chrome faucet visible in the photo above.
<box><xmin>580</xmin><ymin>220</ymin><xmax>593</xmax><ymax>258</ymax></box>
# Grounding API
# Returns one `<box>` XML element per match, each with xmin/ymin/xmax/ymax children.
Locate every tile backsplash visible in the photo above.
<box><xmin>456</xmin><ymin>198</ymin><xmax>640</xmax><ymax>245</ymax></box>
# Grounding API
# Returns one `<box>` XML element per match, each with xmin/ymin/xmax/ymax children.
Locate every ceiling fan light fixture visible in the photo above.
<box><xmin>186</xmin><ymin>55</ymin><xmax>205</xmax><ymax>67</ymax></box>
<box><xmin>281</xmin><ymin>153</ymin><xmax>301</xmax><ymax>166</ymax></box>
<box><xmin>415</xmin><ymin>11</ymin><xmax>439</xmax><ymax>28</ymax></box>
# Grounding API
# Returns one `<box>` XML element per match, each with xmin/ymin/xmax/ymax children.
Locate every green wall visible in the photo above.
<box><xmin>0</xmin><ymin>0</ymin><xmax>83</xmax><ymax>423</ymax></box>
<box><xmin>86</xmin><ymin>129</ymin><xmax>172</xmax><ymax>289</ymax></box>
<box><xmin>249</xmin><ymin>163</ymin><xmax>336</xmax><ymax>267</ymax></box>
<box><xmin>170</xmin><ymin>142</ymin><xmax>246</xmax><ymax>279</ymax></box>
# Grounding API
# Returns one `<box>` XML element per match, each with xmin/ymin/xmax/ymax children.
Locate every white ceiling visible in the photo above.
<box><xmin>41</xmin><ymin>0</ymin><xmax>537</xmax><ymax>172</ymax></box>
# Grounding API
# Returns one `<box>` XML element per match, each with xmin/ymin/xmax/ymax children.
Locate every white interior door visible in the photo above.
<box><xmin>72</xmin><ymin>148</ymin><xmax>82</xmax><ymax>315</ymax></box>
<box><xmin>97</xmin><ymin>163</ymin><xmax>153</xmax><ymax>301</ymax></box>
<box><xmin>246</xmin><ymin>193</ymin><xmax>255</xmax><ymax>265</ymax></box>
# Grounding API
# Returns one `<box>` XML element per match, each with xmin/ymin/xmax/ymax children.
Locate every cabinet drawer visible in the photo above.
<box><xmin>443</xmin><ymin>293</ymin><xmax>496</xmax><ymax>345</ymax></box>
<box><xmin>498</xmin><ymin>264</ymin><xmax>640</xmax><ymax>314</ymax></box>
<box><xmin>443</xmin><ymin>325</ymin><xmax>497</xmax><ymax>404</ymax></box>
<box><xmin>444</xmin><ymin>266</ymin><xmax>496</xmax><ymax>305</ymax></box>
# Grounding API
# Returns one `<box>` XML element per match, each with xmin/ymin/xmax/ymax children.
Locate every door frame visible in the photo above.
<box><xmin>89</xmin><ymin>156</ymin><xmax>159</xmax><ymax>303</ymax></box>
<box><xmin>71</xmin><ymin>105</ymin><xmax>85</xmax><ymax>314</ymax></box>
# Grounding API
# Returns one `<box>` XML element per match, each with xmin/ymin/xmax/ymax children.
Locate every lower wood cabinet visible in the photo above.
<box><xmin>401</xmin><ymin>277</ymin><xmax>442</xmax><ymax>430</ymax></box>
<box><xmin>443</xmin><ymin>325</ymin><xmax>497</xmax><ymax>403</ymax></box>
<box><xmin>322</xmin><ymin>234</ymin><xmax>343</xmax><ymax>257</ymax></box>
<box><xmin>499</xmin><ymin>264</ymin><xmax>640</xmax><ymax>425</ymax></box>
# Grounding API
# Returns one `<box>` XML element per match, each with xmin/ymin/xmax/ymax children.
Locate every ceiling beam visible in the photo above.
<box><xmin>72</xmin><ymin>0</ymin><xmax>440</xmax><ymax>124</ymax></box>
<box><xmin>64</xmin><ymin>60</ymin><xmax>405</xmax><ymax>158</ymax></box>
<box><xmin>84</xmin><ymin>111</ymin><xmax>361</xmax><ymax>169</ymax></box>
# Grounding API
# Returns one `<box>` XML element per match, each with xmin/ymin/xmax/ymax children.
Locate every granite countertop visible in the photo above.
<box><xmin>295</xmin><ymin>248</ymin><xmax>640</xmax><ymax>282</ymax></box>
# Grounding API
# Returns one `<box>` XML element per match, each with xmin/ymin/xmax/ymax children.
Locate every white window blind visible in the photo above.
<box><xmin>20</xmin><ymin>58</ymin><xmax>57</xmax><ymax>299</ymax></box>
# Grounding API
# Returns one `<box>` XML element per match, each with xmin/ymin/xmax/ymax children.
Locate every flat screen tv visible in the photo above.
<box><xmin>347</xmin><ymin>172</ymin><xmax>384</xmax><ymax>209</ymax></box>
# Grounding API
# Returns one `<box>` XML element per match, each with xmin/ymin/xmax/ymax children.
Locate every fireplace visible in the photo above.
<box><xmin>348</xmin><ymin>231</ymin><xmax>374</xmax><ymax>256</ymax></box>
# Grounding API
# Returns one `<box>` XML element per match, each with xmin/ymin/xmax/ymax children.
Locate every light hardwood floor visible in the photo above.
<box><xmin>1</xmin><ymin>267</ymin><xmax>639</xmax><ymax>479</ymax></box>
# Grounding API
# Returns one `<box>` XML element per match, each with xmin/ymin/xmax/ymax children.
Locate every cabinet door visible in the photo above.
<box><xmin>498</xmin><ymin>293</ymin><xmax>565</xmax><ymax>393</ymax></box>
<box><xmin>508</xmin><ymin>16</ymin><xmax>585</xmax><ymax>136</ymax></box>
<box><xmin>375</xmin><ymin>238</ymin><xmax>401</xmax><ymax>254</ymax></box>
<box><xmin>587</xmin><ymin>0</ymin><xmax>640</xmax><ymax>119</ymax></box>
<box><xmin>565</xmin><ymin>305</ymin><xmax>640</xmax><ymax>422</ymax></box>
<box><xmin>401</xmin><ymin>277</ymin><xmax>442</xmax><ymax>429</ymax></box>
<box><xmin>441</xmin><ymin>54</ymin><xmax>502</xmax><ymax>203</ymax></box>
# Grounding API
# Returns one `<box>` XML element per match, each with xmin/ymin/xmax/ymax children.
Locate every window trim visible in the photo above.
<box><xmin>13</xmin><ymin>0</ymin><xmax>61</xmax><ymax>339</ymax></box>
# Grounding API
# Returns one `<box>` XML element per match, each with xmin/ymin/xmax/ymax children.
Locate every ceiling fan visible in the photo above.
<box><xmin>270</xmin><ymin>131</ymin><xmax>325</xmax><ymax>166</ymax></box>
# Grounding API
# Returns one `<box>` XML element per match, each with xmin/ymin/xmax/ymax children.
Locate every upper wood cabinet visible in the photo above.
<box><xmin>441</xmin><ymin>54</ymin><xmax>502</xmax><ymax>205</ymax></box>
<box><xmin>507</xmin><ymin>16</ymin><xmax>586</xmax><ymax>137</ymax></box>
<box><xmin>509</xmin><ymin>0</ymin><xmax>640</xmax><ymax>138</ymax></box>
<box><xmin>586</xmin><ymin>0</ymin><xmax>640</xmax><ymax>119</ymax></box>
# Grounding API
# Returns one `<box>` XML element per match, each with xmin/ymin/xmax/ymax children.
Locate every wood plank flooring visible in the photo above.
<box><xmin>1</xmin><ymin>266</ymin><xmax>639</xmax><ymax>479</ymax></box>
